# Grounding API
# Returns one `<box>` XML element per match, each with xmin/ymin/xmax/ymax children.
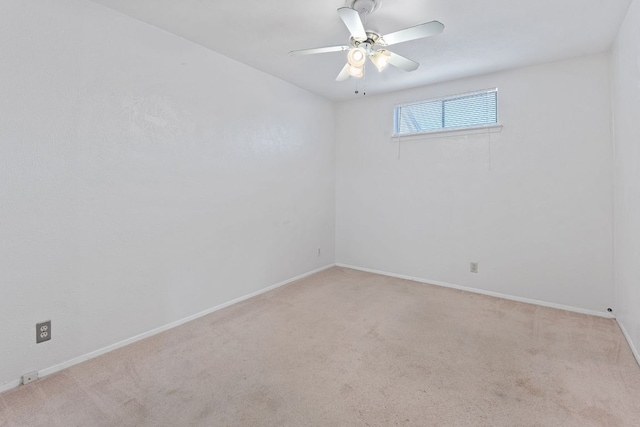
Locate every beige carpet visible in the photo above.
<box><xmin>1</xmin><ymin>267</ymin><xmax>639</xmax><ymax>426</ymax></box>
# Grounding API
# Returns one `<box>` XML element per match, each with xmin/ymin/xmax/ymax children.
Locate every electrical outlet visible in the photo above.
<box><xmin>470</xmin><ymin>262</ymin><xmax>479</xmax><ymax>273</ymax></box>
<box><xmin>22</xmin><ymin>371</ymin><xmax>38</xmax><ymax>385</ymax></box>
<box><xmin>36</xmin><ymin>321</ymin><xmax>51</xmax><ymax>343</ymax></box>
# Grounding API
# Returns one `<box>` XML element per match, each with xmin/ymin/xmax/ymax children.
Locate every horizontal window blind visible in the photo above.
<box><xmin>394</xmin><ymin>89</ymin><xmax>498</xmax><ymax>136</ymax></box>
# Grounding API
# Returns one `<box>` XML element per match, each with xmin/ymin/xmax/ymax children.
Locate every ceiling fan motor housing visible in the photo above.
<box><xmin>346</xmin><ymin>0</ymin><xmax>381</xmax><ymax>15</ymax></box>
<box><xmin>351</xmin><ymin>32</ymin><xmax>381</xmax><ymax>50</ymax></box>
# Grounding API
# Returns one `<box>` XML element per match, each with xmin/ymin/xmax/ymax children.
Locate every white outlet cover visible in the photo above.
<box><xmin>22</xmin><ymin>371</ymin><xmax>38</xmax><ymax>385</ymax></box>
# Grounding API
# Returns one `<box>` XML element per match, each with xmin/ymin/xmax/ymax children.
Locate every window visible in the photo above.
<box><xmin>393</xmin><ymin>89</ymin><xmax>498</xmax><ymax>136</ymax></box>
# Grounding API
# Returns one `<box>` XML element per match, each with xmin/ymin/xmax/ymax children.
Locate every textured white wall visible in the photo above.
<box><xmin>0</xmin><ymin>0</ymin><xmax>335</xmax><ymax>387</ymax></box>
<box><xmin>0</xmin><ymin>0</ymin><xmax>627</xmax><ymax>392</ymax></box>
<box><xmin>336</xmin><ymin>54</ymin><xmax>613</xmax><ymax>313</ymax></box>
<box><xmin>612</xmin><ymin>0</ymin><xmax>640</xmax><ymax>359</ymax></box>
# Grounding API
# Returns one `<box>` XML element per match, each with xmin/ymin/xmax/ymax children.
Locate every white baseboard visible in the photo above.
<box><xmin>336</xmin><ymin>263</ymin><xmax>614</xmax><ymax>319</ymax></box>
<box><xmin>0</xmin><ymin>379</ymin><xmax>23</xmax><ymax>394</ymax></box>
<box><xmin>617</xmin><ymin>320</ymin><xmax>640</xmax><ymax>367</ymax></box>
<box><xmin>0</xmin><ymin>264</ymin><xmax>334</xmax><ymax>394</ymax></box>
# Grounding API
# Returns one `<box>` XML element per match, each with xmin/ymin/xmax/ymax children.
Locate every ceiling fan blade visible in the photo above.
<box><xmin>289</xmin><ymin>45</ymin><xmax>350</xmax><ymax>56</ymax></box>
<box><xmin>337</xmin><ymin>7</ymin><xmax>367</xmax><ymax>40</ymax></box>
<box><xmin>336</xmin><ymin>63</ymin><xmax>350</xmax><ymax>81</ymax></box>
<box><xmin>388</xmin><ymin>52</ymin><xmax>420</xmax><ymax>72</ymax></box>
<box><xmin>381</xmin><ymin>21</ymin><xmax>444</xmax><ymax>46</ymax></box>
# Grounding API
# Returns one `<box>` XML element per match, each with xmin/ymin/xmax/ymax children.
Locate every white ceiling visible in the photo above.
<box><xmin>89</xmin><ymin>0</ymin><xmax>631</xmax><ymax>101</ymax></box>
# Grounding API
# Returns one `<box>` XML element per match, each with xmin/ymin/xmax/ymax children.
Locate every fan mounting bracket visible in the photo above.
<box><xmin>345</xmin><ymin>0</ymin><xmax>381</xmax><ymax>16</ymax></box>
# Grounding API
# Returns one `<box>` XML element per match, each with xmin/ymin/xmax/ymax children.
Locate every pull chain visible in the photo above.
<box><xmin>363</xmin><ymin>65</ymin><xmax>366</xmax><ymax>96</ymax></box>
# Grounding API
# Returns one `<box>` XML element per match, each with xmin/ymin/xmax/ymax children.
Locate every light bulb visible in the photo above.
<box><xmin>370</xmin><ymin>50</ymin><xmax>391</xmax><ymax>72</ymax></box>
<box><xmin>347</xmin><ymin>65</ymin><xmax>364</xmax><ymax>78</ymax></box>
<box><xmin>347</xmin><ymin>47</ymin><xmax>366</xmax><ymax>67</ymax></box>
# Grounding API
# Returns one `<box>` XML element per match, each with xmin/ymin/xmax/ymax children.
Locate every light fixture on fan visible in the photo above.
<box><xmin>347</xmin><ymin>47</ymin><xmax>366</xmax><ymax>67</ymax></box>
<box><xmin>370</xmin><ymin>49</ymin><xmax>391</xmax><ymax>72</ymax></box>
<box><xmin>346</xmin><ymin>47</ymin><xmax>366</xmax><ymax>77</ymax></box>
<box><xmin>289</xmin><ymin>0</ymin><xmax>444</xmax><ymax>82</ymax></box>
<box><xmin>347</xmin><ymin>65</ymin><xmax>364</xmax><ymax>78</ymax></box>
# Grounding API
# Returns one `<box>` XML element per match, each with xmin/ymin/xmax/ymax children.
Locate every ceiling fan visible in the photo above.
<box><xmin>289</xmin><ymin>0</ymin><xmax>444</xmax><ymax>81</ymax></box>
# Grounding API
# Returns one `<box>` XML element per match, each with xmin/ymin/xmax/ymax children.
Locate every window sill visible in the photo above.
<box><xmin>391</xmin><ymin>124</ymin><xmax>503</xmax><ymax>141</ymax></box>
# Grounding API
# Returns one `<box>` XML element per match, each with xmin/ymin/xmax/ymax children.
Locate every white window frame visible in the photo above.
<box><xmin>392</xmin><ymin>88</ymin><xmax>500</xmax><ymax>138</ymax></box>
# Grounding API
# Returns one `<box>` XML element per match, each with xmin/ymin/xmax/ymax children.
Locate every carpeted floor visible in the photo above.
<box><xmin>1</xmin><ymin>267</ymin><xmax>639</xmax><ymax>426</ymax></box>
